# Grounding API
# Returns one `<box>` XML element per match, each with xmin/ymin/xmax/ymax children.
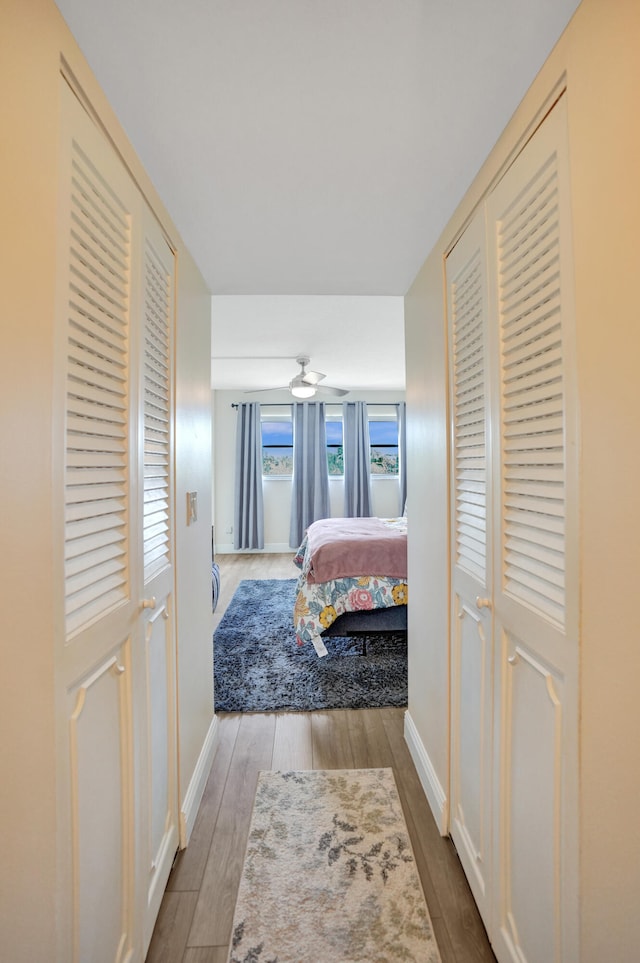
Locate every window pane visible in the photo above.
<box><xmin>369</xmin><ymin>420</ymin><xmax>399</xmax><ymax>475</ymax></box>
<box><xmin>261</xmin><ymin>420</ymin><xmax>293</xmax><ymax>475</ymax></box>
<box><xmin>328</xmin><ymin>446</ymin><xmax>344</xmax><ymax>475</ymax></box>
<box><xmin>326</xmin><ymin>420</ymin><xmax>343</xmax><ymax>476</ymax></box>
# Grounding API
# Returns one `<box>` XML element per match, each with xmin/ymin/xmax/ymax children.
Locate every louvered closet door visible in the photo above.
<box><xmin>486</xmin><ymin>95</ymin><xmax>578</xmax><ymax>963</ymax></box>
<box><xmin>56</xmin><ymin>81</ymin><xmax>178</xmax><ymax>963</ymax></box>
<box><xmin>446</xmin><ymin>207</ymin><xmax>493</xmax><ymax>928</ymax></box>
<box><xmin>57</xmin><ymin>80</ymin><xmax>141</xmax><ymax>963</ymax></box>
<box><xmin>137</xmin><ymin>208</ymin><xmax>178</xmax><ymax>955</ymax></box>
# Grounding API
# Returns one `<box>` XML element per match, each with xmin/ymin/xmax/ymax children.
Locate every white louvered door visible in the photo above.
<box><xmin>445</xmin><ymin>95</ymin><xmax>578</xmax><ymax>963</ymax></box>
<box><xmin>486</xmin><ymin>96</ymin><xmax>578</xmax><ymax>963</ymax></box>
<box><xmin>59</xmin><ymin>81</ymin><xmax>139</xmax><ymax>963</ymax></box>
<box><xmin>137</xmin><ymin>209</ymin><xmax>178</xmax><ymax>954</ymax></box>
<box><xmin>56</xmin><ymin>81</ymin><xmax>178</xmax><ymax>963</ymax></box>
<box><xmin>446</xmin><ymin>207</ymin><xmax>494</xmax><ymax>927</ymax></box>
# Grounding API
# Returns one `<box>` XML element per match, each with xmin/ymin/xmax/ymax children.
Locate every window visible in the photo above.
<box><xmin>261</xmin><ymin>418</ymin><xmax>293</xmax><ymax>475</ymax></box>
<box><xmin>369</xmin><ymin>418</ymin><xmax>399</xmax><ymax>475</ymax></box>
<box><xmin>260</xmin><ymin>405</ymin><xmax>400</xmax><ymax>477</ymax></box>
<box><xmin>261</xmin><ymin>412</ymin><xmax>342</xmax><ymax>476</ymax></box>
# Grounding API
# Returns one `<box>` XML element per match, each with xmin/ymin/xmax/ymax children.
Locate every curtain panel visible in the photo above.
<box><xmin>343</xmin><ymin>401</ymin><xmax>372</xmax><ymax>517</ymax></box>
<box><xmin>233</xmin><ymin>402</ymin><xmax>264</xmax><ymax>549</ymax></box>
<box><xmin>289</xmin><ymin>402</ymin><xmax>330</xmax><ymax>548</ymax></box>
<box><xmin>397</xmin><ymin>401</ymin><xmax>407</xmax><ymax>515</ymax></box>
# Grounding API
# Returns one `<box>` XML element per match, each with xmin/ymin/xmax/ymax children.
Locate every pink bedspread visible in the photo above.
<box><xmin>303</xmin><ymin>516</ymin><xmax>407</xmax><ymax>585</ymax></box>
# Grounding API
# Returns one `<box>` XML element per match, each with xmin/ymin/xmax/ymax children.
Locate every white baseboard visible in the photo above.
<box><xmin>404</xmin><ymin>710</ymin><xmax>449</xmax><ymax>836</ymax></box>
<box><xmin>216</xmin><ymin>542</ymin><xmax>292</xmax><ymax>554</ymax></box>
<box><xmin>179</xmin><ymin>713</ymin><xmax>219</xmax><ymax>848</ymax></box>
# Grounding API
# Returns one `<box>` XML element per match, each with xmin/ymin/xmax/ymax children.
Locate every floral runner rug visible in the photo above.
<box><xmin>227</xmin><ymin>768</ymin><xmax>442</xmax><ymax>963</ymax></box>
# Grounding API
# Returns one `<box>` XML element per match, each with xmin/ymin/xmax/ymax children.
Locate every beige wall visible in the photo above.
<box><xmin>0</xmin><ymin>1</ymin><xmax>213</xmax><ymax>958</ymax></box>
<box><xmin>564</xmin><ymin>1</ymin><xmax>640</xmax><ymax>955</ymax></box>
<box><xmin>404</xmin><ymin>254</ymin><xmax>450</xmax><ymax>795</ymax></box>
<box><xmin>404</xmin><ymin>0</ymin><xmax>640</xmax><ymax>957</ymax></box>
<box><xmin>175</xmin><ymin>253</ymin><xmax>215</xmax><ymax>802</ymax></box>
<box><xmin>0</xmin><ymin>4</ymin><xmax>61</xmax><ymax>955</ymax></box>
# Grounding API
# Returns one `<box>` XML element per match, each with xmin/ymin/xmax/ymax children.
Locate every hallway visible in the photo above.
<box><xmin>146</xmin><ymin>555</ymin><xmax>496</xmax><ymax>963</ymax></box>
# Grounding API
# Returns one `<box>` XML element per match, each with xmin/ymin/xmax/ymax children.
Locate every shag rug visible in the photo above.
<box><xmin>213</xmin><ymin>579</ymin><xmax>407</xmax><ymax>712</ymax></box>
<box><xmin>227</xmin><ymin>768</ymin><xmax>442</xmax><ymax>963</ymax></box>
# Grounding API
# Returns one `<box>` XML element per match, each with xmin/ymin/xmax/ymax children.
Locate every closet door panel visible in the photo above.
<box><xmin>451</xmin><ymin>600</ymin><xmax>490</xmax><ymax>900</ymax></box>
<box><xmin>487</xmin><ymin>94</ymin><xmax>578</xmax><ymax>963</ymax></box>
<box><xmin>142</xmin><ymin>592</ymin><xmax>178</xmax><ymax>947</ymax></box>
<box><xmin>497</xmin><ymin>633</ymin><xmax>564</xmax><ymax>963</ymax></box>
<box><xmin>68</xmin><ymin>644</ymin><xmax>134</xmax><ymax>963</ymax></box>
<box><xmin>446</xmin><ymin>208</ymin><xmax>493</xmax><ymax>926</ymax></box>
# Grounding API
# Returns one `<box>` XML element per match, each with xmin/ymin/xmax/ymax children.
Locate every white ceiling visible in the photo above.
<box><xmin>54</xmin><ymin>0</ymin><xmax>581</xmax><ymax>391</ymax></box>
<box><xmin>210</xmin><ymin>294</ymin><xmax>406</xmax><ymax>392</ymax></box>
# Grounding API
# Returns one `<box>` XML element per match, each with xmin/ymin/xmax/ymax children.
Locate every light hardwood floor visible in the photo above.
<box><xmin>146</xmin><ymin>553</ymin><xmax>496</xmax><ymax>963</ymax></box>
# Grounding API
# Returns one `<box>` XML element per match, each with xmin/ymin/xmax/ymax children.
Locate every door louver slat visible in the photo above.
<box><xmin>143</xmin><ymin>238</ymin><xmax>172</xmax><ymax>580</ymax></box>
<box><xmin>68</xmin><ymin>324</ymin><xmax>127</xmax><ymax>370</ymax></box>
<box><xmin>68</xmin><ymin>303</ymin><xmax>125</xmax><ymax>346</ymax></box>
<box><xmin>65</xmin><ymin>540</ymin><xmax>125</xmax><ymax>576</ymax></box>
<box><xmin>451</xmin><ymin>248</ymin><xmax>487</xmax><ymax>582</ymax></box>
<box><xmin>496</xmin><ymin>151</ymin><xmax>566</xmax><ymax>628</ymax></box>
<box><xmin>64</xmin><ymin>142</ymin><xmax>131</xmax><ymax>638</ymax></box>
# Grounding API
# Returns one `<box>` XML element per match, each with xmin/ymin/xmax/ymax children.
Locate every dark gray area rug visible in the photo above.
<box><xmin>213</xmin><ymin>579</ymin><xmax>407</xmax><ymax>712</ymax></box>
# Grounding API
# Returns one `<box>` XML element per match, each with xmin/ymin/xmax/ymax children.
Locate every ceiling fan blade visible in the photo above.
<box><xmin>315</xmin><ymin>385</ymin><xmax>349</xmax><ymax>397</ymax></box>
<box><xmin>240</xmin><ymin>357</ymin><xmax>347</xmax><ymax>397</ymax></box>
<box><xmin>244</xmin><ymin>385</ymin><xmax>288</xmax><ymax>393</ymax></box>
<box><xmin>301</xmin><ymin>369</ymin><xmax>325</xmax><ymax>385</ymax></box>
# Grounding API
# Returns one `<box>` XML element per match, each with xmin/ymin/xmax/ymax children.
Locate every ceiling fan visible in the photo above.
<box><xmin>248</xmin><ymin>356</ymin><xmax>349</xmax><ymax>398</ymax></box>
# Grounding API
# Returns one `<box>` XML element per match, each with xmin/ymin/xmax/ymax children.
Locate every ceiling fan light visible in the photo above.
<box><xmin>290</xmin><ymin>383</ymin><xmax>316</xmax><ymax>399</ymax></box>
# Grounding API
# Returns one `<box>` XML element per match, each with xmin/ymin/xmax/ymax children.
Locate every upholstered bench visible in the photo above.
<box><xmin>212</xmin><ymin>525</ymin><xmax>221</xmax><ymax>612</ymax></box>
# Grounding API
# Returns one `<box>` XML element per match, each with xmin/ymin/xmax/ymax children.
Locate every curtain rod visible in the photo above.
<box><xmin>231</xmin><ymin>402</ymin><xmax>293</xmax><ymax>409</ymax></box>
<box><xmin>231</xmin><ymin>402</ymin><xmax>402</xmax><ymax>409</ymax></box>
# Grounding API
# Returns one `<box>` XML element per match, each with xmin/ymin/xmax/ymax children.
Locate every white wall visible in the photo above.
<box><xmin>213</xmin><ymin>389</ymin><xmax>405</xmax><ymax>552</ymax></box>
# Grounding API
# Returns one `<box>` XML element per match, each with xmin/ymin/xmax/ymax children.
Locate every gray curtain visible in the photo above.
<box><xmin>343</xmin><ymin>401</ymin><xmax>372</xmax><ymax>517</ymax></box>
<box><xmin>233</xmin><ymin>402</ymin><xmax>264</xmax><ymax>549</ymax></box>
<box><xmin>289</xmin><ymin>402</ymin><xmax>330</xmax><ymax>548</ymax></box>
<box><xmin>397</xmin><ymin>401</ymin><xmax>407</xmax><ymax>515</ymax></box>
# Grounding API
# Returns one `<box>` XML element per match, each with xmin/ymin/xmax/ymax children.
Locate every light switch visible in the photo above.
<box><xmin>187</xmin><ymin>491</ymin><xmax>198</xmax><ymax>525</ymax></box>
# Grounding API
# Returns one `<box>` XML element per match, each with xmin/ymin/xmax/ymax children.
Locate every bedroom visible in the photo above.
<box><xmin>2</xmin><ymin>2</ymin><xmax>639</xmax><ymax>962</ymax></box>
<box><xmin>211</xmin><ymin>295</ymin><xmax>407</xmax><ymax>553</ymax></box>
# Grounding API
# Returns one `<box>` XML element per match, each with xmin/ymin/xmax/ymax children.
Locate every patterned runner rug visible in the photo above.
<box><xmin>227</xmin><ymin>768</ymin><xmax>442</xmax><ymax>963</ymax></box>
<box><xmin>214</xmin><ymin>579</ymin><xmax>407</xmax><ymax>712</ymax></box>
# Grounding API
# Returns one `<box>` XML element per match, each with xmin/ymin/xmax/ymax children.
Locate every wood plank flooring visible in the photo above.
<box><xmin>146</xmin><ymin>553</ymin><xmax>496</xmax><ymax>963</ymax></box>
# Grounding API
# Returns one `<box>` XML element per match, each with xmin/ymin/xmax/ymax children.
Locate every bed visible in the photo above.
<box><xmin>293</xmin><ymin>515</ymin><xmax>408</xmax><ymax>657</ymax></box>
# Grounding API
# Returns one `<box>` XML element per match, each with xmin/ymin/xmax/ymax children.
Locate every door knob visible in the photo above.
<box><xmin>475</xmin><ymin>597</ymin><xmax>492</xmax><ymax>610</ymax></box>
<box><xmin>142</xmin><ymin>597</ymin><xmax>156</xmax><ymax>610</ymax></box>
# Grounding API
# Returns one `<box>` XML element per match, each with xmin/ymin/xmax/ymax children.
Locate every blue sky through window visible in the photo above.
<box><xmin>261</xmin><ymin>414</ymin><xmax>398</xmax><ymax>476</ymax></box>
<box><xmin>369</xmin><ymin>421</ymin><xmax>398</xmax><ymax>445</ymax></box>
<box><xmin>261</xmin><ymin>422</ymin><xmax>292</xmax><ymax>446</ymax></box>
<box><xmin>261</xmin><ymin>419</ymin><xmax>396</xmax><ymax>445</ymax></box>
